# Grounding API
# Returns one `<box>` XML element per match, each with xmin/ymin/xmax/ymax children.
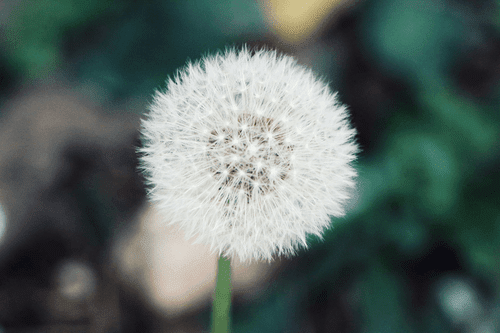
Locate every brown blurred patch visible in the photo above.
<box><xmin>0</xmin><ymin>84</ymin><xmax>145</xmax><ymax>332</ymax></box>
<box><xmin>114</xmin><ymin>203</ymin><xmax>287</xmax><ymax>319</ymax></box>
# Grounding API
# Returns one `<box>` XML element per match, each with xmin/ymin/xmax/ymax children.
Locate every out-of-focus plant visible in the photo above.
<box><xmin>138</xmin><ymin>46</ymin><xmax>359</xmax><ymax>332</ymax></box>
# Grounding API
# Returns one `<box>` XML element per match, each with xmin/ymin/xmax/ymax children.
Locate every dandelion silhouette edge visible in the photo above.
<box><xmin>138</xmin><ymin>45</ymin><xmax>359</xmax><ymax>263</ymax></box>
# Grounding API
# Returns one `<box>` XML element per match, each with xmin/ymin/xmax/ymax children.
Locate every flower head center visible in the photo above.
<box><xmin>207</xmin><ymin>113</ymin><xmax>293</xmax><ymax>203</ymax></box>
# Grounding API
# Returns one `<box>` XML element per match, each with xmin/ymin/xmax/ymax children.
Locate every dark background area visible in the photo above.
<box><xmin>0</xmin><ymin>0</ymin><xmax>499</xmax><ymax>332</ymax></box>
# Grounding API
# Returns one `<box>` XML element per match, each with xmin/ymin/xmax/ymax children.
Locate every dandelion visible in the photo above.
<box><xmin>139</xmin><ymin>45</ymin><xmax>358</xmax><ymax>263</ymax></box>
<box><xmin>139</xmin><ymin>45</ymin><xmax>358</xmax><ymax>332</ymax></box>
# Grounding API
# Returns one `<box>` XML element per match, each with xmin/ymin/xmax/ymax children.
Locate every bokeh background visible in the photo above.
<box><xmin>0</xmin><ymin>0</ymin><xmax>499</xmax><ymax>332</ymax></box>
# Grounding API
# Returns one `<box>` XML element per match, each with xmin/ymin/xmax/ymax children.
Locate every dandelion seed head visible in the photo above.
<box><xmin>139</xmin><ymin>45</ymin><xmax>358</xmax><ymax>263</ymax></box>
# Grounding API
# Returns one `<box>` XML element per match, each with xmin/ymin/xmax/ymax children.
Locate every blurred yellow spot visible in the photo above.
<box><xmin>262</xmin><ymin>0</ymin><xmax>344</xmax><ymax>44</ymax></box>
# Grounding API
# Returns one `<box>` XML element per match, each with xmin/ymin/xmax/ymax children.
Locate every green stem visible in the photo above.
<box><xmin>211</xmin><ymin>255</ymin><xmax>232</xmax><ymax>333</ymax></box>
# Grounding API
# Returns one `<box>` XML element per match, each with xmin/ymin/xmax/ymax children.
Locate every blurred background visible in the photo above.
<box><xmin>0</xmin><ymin>0</ymin><xmax>499</xmax><ymax>332</ymax></box>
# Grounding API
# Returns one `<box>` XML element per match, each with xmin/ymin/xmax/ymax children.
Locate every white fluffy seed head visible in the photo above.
<box><xmin>139</xmin><ymin>45</ymin><xmax>359</xmax><ymax>263</ymax></box>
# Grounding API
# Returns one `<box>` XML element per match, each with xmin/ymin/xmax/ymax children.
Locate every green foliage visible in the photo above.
<box><xmin>2</xmin><ymin>0</ymin><xmax>500</xmax><ymax>331</ymax></box>
<box><xmin>360</xmin><ymin>262</ymin><xmax>414</xmax><ymax>333</ymax></box>
<box><xmin>3</xmin><ymin>0</ymin><xmax>114</xmax><ymax>78</ymax></box>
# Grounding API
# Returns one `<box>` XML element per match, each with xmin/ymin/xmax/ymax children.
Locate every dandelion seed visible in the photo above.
<box><xmin>138</xmin><ymin>45</ymin><xmax>358</xmax><ymax>263</ymax></box>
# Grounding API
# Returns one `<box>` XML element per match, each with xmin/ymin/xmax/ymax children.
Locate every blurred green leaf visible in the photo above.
<box><xmin>3</xmin><ymin>0</ymin><xmax>114</xmax><ymax>78</ymax></box>
<box><xmin>360</xmin><ymin>262</ymin><xmax>414</xmax><ymax>333</ymax></box>
<box><xmin>359</xmin><ymin>0</ymin><xmax>465</xmax><ymax>86</ymax></box>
